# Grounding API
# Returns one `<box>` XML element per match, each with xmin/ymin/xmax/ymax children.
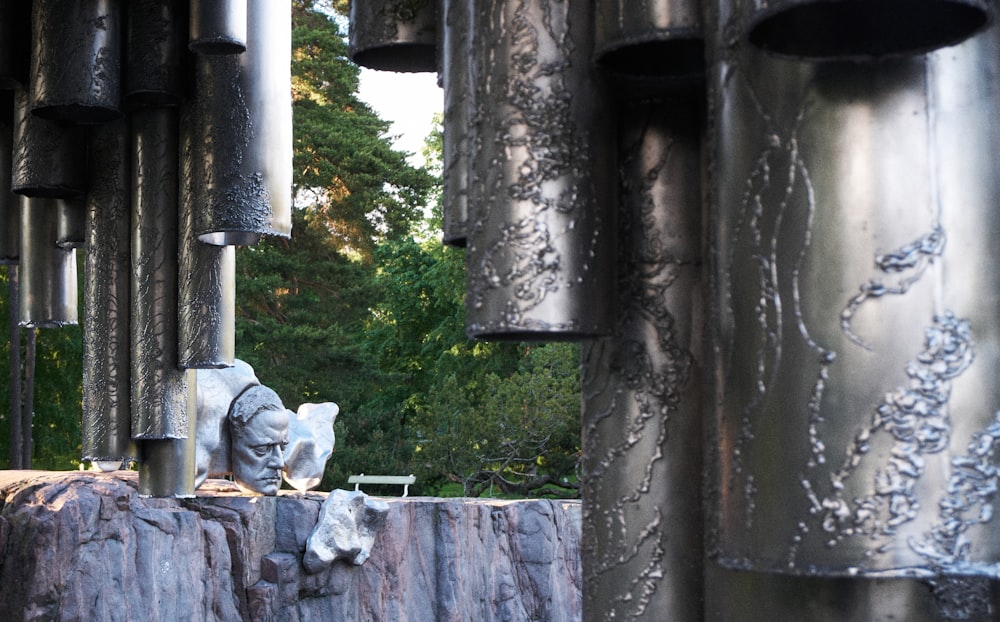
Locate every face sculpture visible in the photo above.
<box><xmin>229</xmin><ymin>385</ymin><xmax>290</xmax><ymax>495</ymax></box>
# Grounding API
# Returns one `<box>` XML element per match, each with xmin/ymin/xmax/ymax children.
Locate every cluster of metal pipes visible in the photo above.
<box><xmin>1</xmin><ymin>0</ymin><xmax>291</xmax><ymax>497</ymax></box>
<box><xmin>352</xmin><ymin>0</ymin><xmax>1000</xmax><ymax>619</ymax></box>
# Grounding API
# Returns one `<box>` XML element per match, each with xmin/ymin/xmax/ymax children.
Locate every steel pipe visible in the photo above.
<box><xmin>126</xmin><ymin>0</ymin><xmax>189</xmax><ymax>106</ymax></box>
<box><xmin>30</xmin><ymin>0</ymin><xmax>123</xmax><ymax>123</ymax></box>
<box><xmin>706</xmin><ymin>0</ymin><xmax>1000</xmax><ymax>614</ymax></box>
<box><xmin>82</xmin><ymin>119</ymin><xmax>135</xmax><ymax>466</ymax></box>
<box><xmin>465</xmin><ymin>0</ymin><xmax>615</xmax><ymax>340</ymax></box>
<box><xmin>18</xmin><ymin>196</ymin><xmax>78</xmax><ymax>328</ymax></box>
<box><xmin>0</xmin><ymin>2</ymin><xmax>30</xmax><ymax>89</ymax></box>
<box><xmin>594</xmin><ymin>0</ymin><xmax>705</xmax><ymax>81</ymax></box>
<box><xmin>439</xmin><ymin>0</ymin><xmax>470</xmax><ymax>247</ymax></box>
<box><xmin>0</xmin><ymin>93</ymin><xmax>19</xmax><ymax>263</ymax></box>
<box><xmin>11</xmin><ymin>88</ymin><xmax>87</xmax><ymax>198</ymax></box>
<box><xmin>55</xmin><ymin>199</ymin><xmax>86</xmax><ymax>250</ymax></box>
<box><xmin>349</xmin><ymin>0</ymin><xmax>437</xmax><ymax>72</ymax></box>
<box><xmin>581</xmin><ymin>93</ymin><xmax>704</xmax><ymax>622</ymax></box>
<box><xmin>137</xmin><ymin>370</ymin><xmax>197</xmax><ymax>498</ymax></box>
<box><xmin>130</xmin><ymin>107</ymin><xmax>187</xmax><ymax>440</ymax></box>
<box><xmin>189</xmin><ymin>0</ymin><xmax>247</xmax><ymax>55</ymax></box>
<box><xmin>189</xmin><ymin>0</ymin><xmax>292</xmax><ymax>246</ymax></box>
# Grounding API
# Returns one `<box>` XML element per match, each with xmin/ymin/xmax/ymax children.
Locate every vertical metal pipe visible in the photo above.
<box><xmin>594</xmin><ymin>0</ymin><xmax>705</xmax><ymax>81</ymax></box>
<box><xmin>0</xmin><ymin>92</ymin><xmax>19</xmax><ymax>263</ymax></box>
<box><xmin>55</xmin><ymin>199</ymin><xmax>86</xmax><ymax>250</ymax></box>
<box><xmin>439</xmin><ymin>0</ymin><xmax>470</xmax><ymax>247</ymax></box>
<box><xmin>189</xmin><ymin>0</ymin><xmax>247</xmax><ymax>55</ymax></box>
<box><xmin>137</xmin><ymin>370</ymin><xmax>197</xmax><ymax>497</ymax></box>
<box><xmin>130</xmin><ymin>107</ymin><xmax>187</xmax><ymax>441</ymax></box>
<box><xmin>190</xmin><ymin>0</ymin><xmax>292</xmax><ymax>246</ymax></box>
<box><xmin>706</xmin><ymin>0</ymin><xmax>1000</xmax><ymax>614</ymax></box>
<box><xmin>82</xmin><ymin>119</ymin><xmax>135</xmax><ymax>468</ymax></box>
<box><xmin>30</xmin><ymin>0</ymin><xmax>123</xmax><ymax>123</ymax></box>
<box><xmin>18</xmin><ymin>196</ymin><xmax>78</xmax><ymax>328</ymax></box>
<box><xmin>581</xmin><ymin>94</ymin><xmax>704</xmax><ymax>621</ymax></box>
<box><xmin>0</xmin><ymin>2</ymin><xmax>30</xmax><ymax>89</ymax></box>
<box><xmin>125</xmin><ymin>0</ymin><xmax>189</xmax><ymax>106</ymax></box>
<box><xmin>11</xmin><ymin>88</ymin><xmax>87</xmax><ymax>198</ymax></box>
<box><xmin>465</xmin><ymin>0</ymin><xmax>615</xmax><ymax>340</ymax></box>
<box><xmin>178</xmin><ymin>94</ymin><xmax>235</xmax><ymax>369</ymax></box>
<box><xmin>349</xmin><ymin>0</ymin><xmax>437</xmax><ymax>72</ymax></box>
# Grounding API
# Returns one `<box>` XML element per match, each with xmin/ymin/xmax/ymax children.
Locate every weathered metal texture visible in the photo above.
<box><xmin>125</xmin><ymin>0</ymin><xmax>188</xmax><ymax>106</ymax></box>
<box><xmin>189</xmin><ymin>0</ymin><xmax>247</xmax><ymax>55</ymax></box>
<box><xmin>594</xmin><ymin>0</ymin><xmax>705</xmax><ymax>81</ymax></box>
<box><xmin>465</xmin><ymin>0</ymin><xmax>615</xmax><ymax>340</ymax></box>
<box><xmin>82</xmin><ymin>119</ymin><xmax>134</xmax><ymax>465</ymax></box>
<box><xmin>581</xmin><ymin>94</ymin><xmax>704</xmax><ymax>621</ymax></box>
<box><xmin>189</xmin><ymin>0</ymin><xmax>292</xmax><ymax>246</ymax></box>
<box><xmin>30</xmin><ymin>0</ymin><xmax>123</xmax><ymax>123</ymax></box>
<box><xmin>178</xmin><ymin>94</ymin><xmax>235</xmax><ymax>369</ymax></box>
<box><xmin>742</xmin><ymin>0</ymin><xmax>990</xmax><ymax>59</ymax></box>
<box><xmin>0</xmin><ymin>2</ymin><xmax>30</xmax><ymax>89</ymax></box>
<box><xmin>137</xmin><ymin>370</ymin><xmax>197</xmax><ymax>497</ymax></box>
<box><xmin>349</xmin><ymin>0</ymin><xmax>437</xmax><ymax>72</ymax></box>
<box><xmin>55</xmin><ymin>199</ymin><xmax>86</xmax><ymax>250</ymax></box>
<box><xmin>706</xmin><ymin>0</ymin><xmax>1000</xmax><ymax>614</ymax></box>
<box><xmin>0</xmin><ymin>92</ymin><xmax>19</xmax><ymax>263</ymax></box>
<box><xmin>439</xmin><ymin>0</ymin><xmax>470</xmax><ymax>247</ymax></box>
<box><xmin>11</xmin><ymin>88</ymin><xmax>87</xmax><ymax>198</ymax></box>
<box><xmin>18</xmin><ymin>196</ymin><xmax>78</xmax><ymax>328</ymax></box>
<box><xmin>130</xmin><ymin>107</ymin><xmax>187</xmax><ymax>440</ymax></box>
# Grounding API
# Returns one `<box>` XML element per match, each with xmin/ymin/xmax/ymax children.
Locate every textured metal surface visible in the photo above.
<box><xmin>137</xmin><ymin>370</ymin><xmax>197</xmax><ymax>498</ymax></box>
<box><xmin>0</xmin><ymin>93</ymin><xmax>19</xmax><ymax>263</ymax></box>
<box><xmin>125</xmin><ymin>0</ymin><xmax>188</xmax><ymax>106</ymax></box>
<box><xmin>744</xmin><ymin>0</ymin><xmax>991</xmax><ymax>59</ymax></box>
<box><xmin>30</xmin><ymin>0</ymin><xmax>122</xmax><ymax>123</ymax></box>
<box><xmin>189</xmin><ymin>0</ymin><xmax>292</xmax><ymax>246</ymax></box>
<box><xmin>439</xmin><ymin>0</ymin><xmax>470</xmax><ymax>247</ymax></box>
<box><xmin>594</xmin><ymin>0</ymin><xmax>705</xmax><ymax>80</ymax></box>
<box><xmin>189</xmin><ymin>0</ymin><xmax>247</xmax><ymax>55</ymax></box>
<box><xmin>0</xmin><ymin>2</ymin><xmax>30</xmax><ymax>88</ymax></box>
<box><xmin>130</xmin><ymin>107</ymin><xmax>187</xmax><ymax>440</ymax></box>
<box><xmin>465</xmin><ymin>0</ymin><xmax>615</xmax><ymax>340</ymax></box>
<box><xmin>11</xmin><ymin>88</ymin><xmax>87</xmax><ymax>198</ymax></box>
<box><xmin>55</xmin><ymin>199</ymin><xmax>86</xmax><ymax>250</ymax></box>
<box><xmin>349</xmin><ymin>0</ymin><xmax>437</xmax><ymax>72</ymax></box>
<box><xmin>18</xmin><ymin>196</ymin><xmax>78</xmax><ymax>328</ymax></box>
<box><xmin>581</xmin><ymin>94</ymin><xmax>704</xmax><ymax>621</ymax></box>
<box><xmin>82</xmin><ymin>119</ymin><xmax>134</xmax><ymax>465</ymax></box>
<box><xmin>706</xmin><ymin>0</ymin><xmax>1000</xmax><ymax>612</ymax></box>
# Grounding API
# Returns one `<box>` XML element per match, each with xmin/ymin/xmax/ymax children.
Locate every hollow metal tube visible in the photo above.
<box><xmin>126</xmin><ymin>0</ymin><xmax>189</xmax><ymax>106</ymax></box>
<box><xmin>349</xmin><ymin>0</ymin><xmax>437</xmax><ymax>73</ymax></box>
<box><xmin>189</xmin><ymin>0</ymin><xmax>247</xmax><ymax>55</ymax></box>
<box><xmin>594</xmin><ymin>0</ymin><xmax>705</xmax><ymax>82</ymax></box>
<box><xmin>18</xmin><ymin>196</ymin><xmax>78</xmax><ymax>328</ymax></box>
<box><xmin>11</xmin><ymin>88</ymin><xmax>87</xmax><ymax>198</ymax></box>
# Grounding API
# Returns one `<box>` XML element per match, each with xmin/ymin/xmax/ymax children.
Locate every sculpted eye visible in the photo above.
<box><xmin>252</xmin><ymin>446</ymin><xmax>269</xmax><ymax>457</ymax></box>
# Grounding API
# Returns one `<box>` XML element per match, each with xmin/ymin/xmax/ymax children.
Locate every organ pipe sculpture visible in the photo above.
<box><xmin>352</xmin><ymin>0</ymin><xmax>1000</xmax><ymax>618</ymax></box>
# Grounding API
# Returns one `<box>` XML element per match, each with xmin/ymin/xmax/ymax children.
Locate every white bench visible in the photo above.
<box><xmin>348</xmin><ymin>473</ymin><xmax>416</xmax><ymax>497</ymax></box>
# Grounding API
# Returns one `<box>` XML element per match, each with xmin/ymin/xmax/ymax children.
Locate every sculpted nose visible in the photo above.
<box><xmin>267</xmin><ymin>446</ymin><xmax>284</xmax><ymax>469</ymax></box>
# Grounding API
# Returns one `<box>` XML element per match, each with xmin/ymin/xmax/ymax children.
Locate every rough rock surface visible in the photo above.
<box><xmin>0</xmin><ymin>471</ymin><xmax>581</xmax><ymax>621</ymax></box>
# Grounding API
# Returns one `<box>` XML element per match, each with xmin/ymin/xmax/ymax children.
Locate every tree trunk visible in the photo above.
<box><xmin>7</xmin><ymin>266</ymin><xmax>21</xmax><ymax>469</ymax></box>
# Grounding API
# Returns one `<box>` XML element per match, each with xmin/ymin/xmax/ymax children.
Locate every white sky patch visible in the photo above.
<box><xmin>357</xmin><ymin>68</ymin><xmax>442</xmax><ymax>166</ymax></box>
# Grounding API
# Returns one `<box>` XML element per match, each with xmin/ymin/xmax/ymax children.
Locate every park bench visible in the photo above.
<box><xmin>348</xmin><ymin>473</ymin><xmax>416</xmax><ymax>497</ymax></box>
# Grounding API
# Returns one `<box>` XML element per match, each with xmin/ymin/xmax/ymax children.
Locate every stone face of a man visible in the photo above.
<box><xmin>231</xmin><ymin>406</ymin><xmax>290</xmax><ymax>495</ymax></box>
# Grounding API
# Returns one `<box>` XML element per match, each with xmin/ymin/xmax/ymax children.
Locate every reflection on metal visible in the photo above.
<box><xmin>82</xmin><ymin>120</ymin><xmax>134</xmax><ymax>465</ymax></box>
<box><xmin>706</xmin><ymin>0</ymin><xmax>1000</xmax><ymax>615</ymax></box>
<box><xmin>30</xmin><ymin>0</ymin><xmax>122</xmax><ymax>123</ymax></box>
<box><xmin>465</xmin><ymin>0</ymin><xmax>615</xmax><ymax>340</ymax></box>
<box><xmin>55</xmin><ymin>199</ymin><xmax>86</xmax><ymax>250</ymax></box>
<box><xmin>190</xmin><ymin>0</ymin><xmax>292</xmax><ymax>246</ymax></box>
<box><xmin>0</xmin><ymin>2</ymin><xmax>30</xmax><ymax>88</ymax></box>
<box><xmin>18</xmin><ymin>196</ymin><xmax>78</xmax><ymax>328</ymax></box>
<box><xmin>744</xmin><ymin>0</ymin><xmax>990</xmax><ymax>59</ymax></box>
<box><xmin>12</xmin><ymin>88</ymin><xmax>87</xmax><ymax>198</ymax></box>
<box><xmin>130</xmin><ymin>107</ymin><xmax>187</xmax><ymax>440</ymax></box>
<box><xmin>126</xmin><ymin>0</ymin><xmax>188</xmax><ymax>106</ymax></box>
<box><xmin>581</xmin><ymin>94</ymin><xmax>704</xmax><ymax>621</ymax></box>
<box><xmin>349</xmin><ymin>0</ymin><xmax>437</xmax><ymax>72</ymax></box>
<box><xmin>439</xmin><ymin>0</ymin><xmax>470</xmax><ymax>247</ymax></box>
<box><xmin>0</xmin><ymin>93</ymin><xmax>19</xmax><ymax>263</ymax></box>
<box><xmin>594</xmin><ymin>0</ymin><xmax>705</xmax><ymax>81</ymax></box>
<box><xmin>189</xmin><ymin>0</ymin><xmax>247</xmax><ymax>55</ymax></box>
<box><xmin>137</xmin><ymin>370</ymin><xmax>197</xmax><ymax>498</ymax></box>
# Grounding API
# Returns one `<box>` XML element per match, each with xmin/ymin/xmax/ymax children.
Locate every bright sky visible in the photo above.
<box><xmin>357</xmin><ymin>68</ymin><xmax>443</xmax><ymax>166</ymax></box>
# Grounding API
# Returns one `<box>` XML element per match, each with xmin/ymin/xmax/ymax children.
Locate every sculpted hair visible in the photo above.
<box><xmin>228</xmin><ymin>384</ymin><xmax>285</xmax><ymax>433</ymax></box>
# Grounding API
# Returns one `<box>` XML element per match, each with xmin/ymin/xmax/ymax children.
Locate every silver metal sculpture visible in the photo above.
<box><xmin>594</xmin><ymin>0</ymin><xmax>705</xmax><ymax>80</ymax></box>
<box><xmin>283</xmin><ymin>402</ymin><xmax>339</xmax><ymax>492</ymax></box>
<box><xmin>11</xmin><ymin>88</ymin><xmax>87</xmax><ymax>198</ymax></box>
<box><xmin>125</xmin><ymin>0</ymin><xmax>188</xmax><ymax>106</ymax></box>
<box><xmin>581</xmin><ymin>93</ymin><xmax>704</xmax><ymax>621</ymax></box>
<box><xmin>464</xmin><ymin>0</ymin><xmax>615</xmax><ymax>340</ymax></box>
<box><xmin>439</xmin><ymin>0</ymin><xmax>471</xmax><ymax>247</ymax></box>
<box><xmin>18</xmin><ymin>196</ymin><xmax>79</xmax><ymax>328</ymax></box>
<box><xmin>189</xmin><ymin>0</ymin><xmax>247</xmax><ymax>55</ymax></box>
<box><xmin>82</xmin><ymin>120</ymin><xmax>135</xmax><ymax>469</ymax></box>
<box><xmin>0</xmin><ymin>93</ymin><xmax>19</xmax><ymax>263</ymax></box>
<box><xmin>30</xmin><ymin>0</ymin><xmax>122</xmax><ymax>123</ymax></box>
<box><xmin>55</xmin><ymin>199</ymin><xmax>86</xmax><ymax>250</ymax></box>
<box><xmin>0</xmin><ymin>2</ymin><xmax>29</xmax><ymax>89</ymax></box>
<box><xmin>349</xmin><ymin>0</ymin><xmax>437</xmax><ymax>73</ymax></box>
